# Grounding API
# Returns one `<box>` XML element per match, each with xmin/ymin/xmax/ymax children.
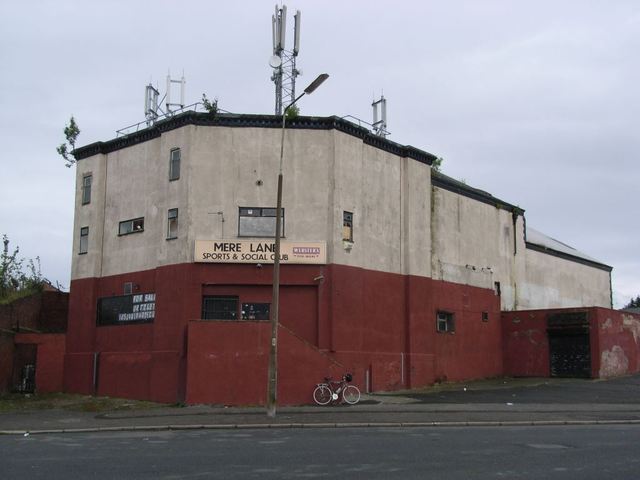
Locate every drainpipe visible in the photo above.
<box><xmin>92</xmin><ymin>351</ymin><xmax>101</xmax><ymax>395</ymax></box>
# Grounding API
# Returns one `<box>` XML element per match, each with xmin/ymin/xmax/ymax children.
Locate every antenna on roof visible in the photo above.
<box><xmin>144</xmin><ymin>84</ymin><xmax>160</xmax><ymax>127</ymax></box>
<box><xmin>372</xmin><ymin>94</ymin><xmax>389</xmax><ymax>138</ymax></box>
<box><xmin>166</xmin><ymin>72</ymin><xmax>186</xmax><ymax>115</ymax></box>
<box><xmin>270</xmin><ymin>4</ymin><xmax>302</xmax><ymax>115</ymax></box>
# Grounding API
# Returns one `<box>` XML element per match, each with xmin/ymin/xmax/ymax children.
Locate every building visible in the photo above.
<box><xmin>0</xmin><ymin>286</ymin><xmax>67</xmax><ymax>394</ymax></box>
<box><xmin>65</xmin><ymin>112</ymin><xmax>612</xmax><ymax>405</ymax></box>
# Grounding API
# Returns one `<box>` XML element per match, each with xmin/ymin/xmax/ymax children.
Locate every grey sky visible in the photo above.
<box><xmin>0</xmin><ymin>0</ymin><xmax>637</xmax><ymax>307</ymax></box>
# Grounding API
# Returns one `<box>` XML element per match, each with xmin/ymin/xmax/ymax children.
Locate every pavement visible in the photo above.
<box><xmin>2</xmin><ymin>375</ymin><xmax>640</xmax><ymax>435</ymax></box>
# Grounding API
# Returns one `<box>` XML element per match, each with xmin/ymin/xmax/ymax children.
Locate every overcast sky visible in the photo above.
<box><xmin>0</xmin><ymin>0</ymin><xmax>637</xmax><ymax>307</ymax></box>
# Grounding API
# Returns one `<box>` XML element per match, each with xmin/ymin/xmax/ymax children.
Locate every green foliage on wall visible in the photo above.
<box><xmin>0</xmin><ymin>235</ymin><xmax>44</xmax><ymax>304</ymax></box>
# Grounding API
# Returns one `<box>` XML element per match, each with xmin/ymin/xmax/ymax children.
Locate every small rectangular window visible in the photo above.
<box><xmin>494</xmin><ymin>281</ymin><xmax>501</xmax><ymax>296</ymax></box>
<box><xmin>343</xmin><ymin>211</ymin><xmax>353</xmax><ymax>242</ymax></box>
<box><xmin>241</xmin><ymin>303</ymin><xmax>270</xmax><ymax>320</ymax></box>
<box><xmin>167</xmin><ymin>208</ymin><xmax>178</xmax><ymax>239</ymax></box>
<box><xmin>123</xmin><ymin>282</ymin><xmax>133</xmax><ymax>295</ymax></box>
<box><xmin>238</xmin><ymin>207</ymin><xmax>284</xmax><ymax>237</ymax></box>
<box><xmin>119</xmin><ymin>217</ymin><xmax>145</xmax><ymax>235</ymax></box>
<box><xmin>169</xmin><ymin>148</ymin><xmax>181</xmax><ymax>181</ymax></box>
<box><xmin>82</xmin><ymin>174</ymin><xmax>92</xmax><ymax>205</ymax></box>
<box><xmin>202</xmin><ymin>296</ymin><xmax>238</xmax><ymax>320</ymax></box>
<box><xmin>79</xmin><ymin>226</ymin><xmax>89</xmax><ymax>254</ymax></box>
<box><xmin>482</xmin><ymin>311</ymin><xmax>489</xmax><ymax>322</ymax></box>
<box><xmin>436</xmin><ymin>311</ymin><xmax>455</xmax><ymax>333</ymax></box>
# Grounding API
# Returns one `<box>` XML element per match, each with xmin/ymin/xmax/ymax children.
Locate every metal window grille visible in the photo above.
<box><xmin>202</xmin><ymin>296</ymin><xmax>239</xmax><ymax>320</ymax></box>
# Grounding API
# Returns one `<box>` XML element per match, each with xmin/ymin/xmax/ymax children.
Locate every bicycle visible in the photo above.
<box><xmin>313</xmin><ymin>373</ymin><xmax>361</xmax><ymax>405</ymax></box>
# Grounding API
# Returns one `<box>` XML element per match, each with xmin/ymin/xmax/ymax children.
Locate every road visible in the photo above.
<box><xmin>3</xmin><ymin>425</ymin><xmax>640</xmax><ymax>479</ymax></box>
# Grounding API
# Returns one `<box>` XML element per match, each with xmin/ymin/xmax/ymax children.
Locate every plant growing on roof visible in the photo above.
<box><xmin>285</xmin><ymin>104</ymin><xmax>299</xmax><ymax>120</ymax></box>
<box><xmin>432</xmin><ymin>156</ymin><xmax>443</xmax><ymax>172</ymax></box>
<box><xmin>201</xmin><ymin>94</ymin><xmax>218</xmax><ymax>117</ymax></box>
<box><xmin>56</xmin><ymin>116</ymin><xmax>81</xmax><ymax>167</ymax></box>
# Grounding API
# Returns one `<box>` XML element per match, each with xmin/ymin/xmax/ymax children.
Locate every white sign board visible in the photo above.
<box><xmin>195</xmin><ymin>240</ymin><xmax>326</xmax><ymax>265</ymax></box>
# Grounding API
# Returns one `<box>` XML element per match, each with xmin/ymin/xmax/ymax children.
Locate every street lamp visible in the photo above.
<box><xmin>267</xmin><ymin>73</ymin><xmax>329</xmax><ymax>417</ymax></box>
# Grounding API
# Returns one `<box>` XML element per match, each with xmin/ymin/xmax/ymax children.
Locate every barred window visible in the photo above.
<box><xmin>202</xmin><ymin>296</ymin><xmax>238</xmax><ymax>320</ymax></box>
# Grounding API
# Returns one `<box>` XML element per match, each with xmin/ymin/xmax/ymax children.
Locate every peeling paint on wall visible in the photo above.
<box><xmin>622</xmin><ymin>314</ymin><xmax>640</xmax><ymax>344</ymax></box>
<box><xmin>510</xmin><ymin>329</ymin><xmax>540</xmax><ymax>345</ymax></box>
<box><xmin>599</xmin><ymin>345</ymin><xmax>629</xmax><ymax>378</ymax></box>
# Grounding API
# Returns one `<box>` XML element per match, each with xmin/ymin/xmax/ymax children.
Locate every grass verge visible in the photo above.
<box><xmin>0</xmin><ymin>392</ymin><xmax>166</xmax><ymax>413</ymax></box>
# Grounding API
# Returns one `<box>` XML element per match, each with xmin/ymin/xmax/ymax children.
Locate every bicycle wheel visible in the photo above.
<box><xmin>313</xmin><ymin>385</ymin><xmax>332</xmax><ymax>406</ymax></box>
<box><xmin>342</xmin><ymin>384</ymin><xmax>361</xmax><ymax>405</ymax></box>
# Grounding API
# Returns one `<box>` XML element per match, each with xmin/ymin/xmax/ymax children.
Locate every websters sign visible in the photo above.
<box><xmin>195</xmin><ymin>240</ymin><xmax>326</xmax><ymax>264</ymax></box>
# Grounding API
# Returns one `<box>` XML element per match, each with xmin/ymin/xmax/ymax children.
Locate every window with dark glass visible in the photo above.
<box><xmin>482</xmin><ymin>311</ymin><xmax>489</xmax><ymax>322</ymax></box>
<box><xmin>79</xmin><ymin>226</ymin><xmax>89</xmax><ymax>254</ymax></box>
<box><xmin>167</xmin><ymin>208</ymin><xmax>178</xmax><ymax>239</ymax></box>
<box><xmin>436</xmin><ymin>311</ymin><xmax>455</xmax><ymax>333</ymax></box>
<box><xmin>119</xmin><ymin>217</ymin><xmax>144</xmax><ymax>235</ymax></box>
<box><xmin>169</xmin><ymin>148</ymin><xmax>181</xmax><ymax>181</ymax></box>
<box><xmin>343</xmin><ymin>211</ymin><xmax>353</xmax><ymax>242</ymax></box>
<box><xmin>241</xmin><ymin>303</ymin><xmax>270</xmax><ymax>320</ymax></box>
<box><xmin>202</xmin><ymin>296</ymin><xmax>238</xmax><ymax>320</ymax></box>
<box><xmin>238</xmin><ymin>207</ymin><xmax>284</xmax><ymax>237</ymax></box>
<box><xmin>82</xmin><ymin>174</ymin><xmax>92</xmax><ymax>205</ymax></box>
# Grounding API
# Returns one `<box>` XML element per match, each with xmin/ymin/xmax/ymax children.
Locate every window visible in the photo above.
<box><xmin>494</xmin><ymin>281</ymin><xmax>501</xmax><ymax>296</ymax></box>
<box><xmin>482</xmin><ymin>311</ymin><xmax>489</xmax><ymax>322</ymax></box>
<box><xmin>169</xmin><ymin>148</ymin><xmax>181</xmax><ymax>181</ymax></box>
<box><xmin>343</xmin><ymin>211</ymin><xmax>353</xmax><ymax>242</ymax></box>
<box><xmin>119</xmin><ymin>217</ymin><xmax>144</xmax><ymax>235</ymax></box>
<box><xmin>238</xmin><ymin>207</ymin><xmax>284</xmax><ymax>237</ymax></box>
<box><xmin>123</xmin><ymin>282</ymin><xmax>133</xmax><ymax>295</ymax></box>
<box><xmin>167</xmin><ymin>208</ymin><xmax>178</xmax><ymax>239</ymax></box>
<box><xmin>436</xmin><ymin>311</ymin><xmax>455</xmax><ymax>333</ymax></box>
<box><xmin>79</xmin><ymin>226</ymin><xmax>89</xmax><ymax>254</ymax></box>
<box><xmin>241</xmin><ymin>303</ymin><xmax>270</xmax><ymax>320</ymax></box>
<box><xmin>82</xmin><ymin>174</ymin><xmax>92</xmax><ymax>205</ymax></box>
<box><xmin>202</xmin><ymin>296</ymin><xmax>238</xmax><ymax>320</ymax></box>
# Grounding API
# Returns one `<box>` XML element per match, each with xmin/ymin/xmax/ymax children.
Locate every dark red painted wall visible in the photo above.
<box><xmin>502</xmin><ymin>307</ymin><xmax>640</xmax><ymax>380</ymax></box>
<box><xmin>186</xmin><ymin>321</ymin><xmax>345</xmax><ymax>405</ymax></box>
<box><xmin>502</xmin><ymin>310</ymin><xmax>550</xmax><ymax>377</ymax></box>
<box><xmin>593</xmin><ymin>308</ymin><xmax>640</xmax><ymax>378</ymax></box>
<box><xmin>65</xmin><ymin>262</ymin><xmax>505</xmax><ymax>405</ymax></box>
<box><xmin>427</xmin><ymin>280</ymin><xmax>503</xmax><ymax>382</ymax></box>
<box><xmin>0</xmin><ymin>291</ymin><xmax>68</xmax><ymax>393</ymax></box>
<box><xmin>0</xmin><ymin>336</ymin><xmax>14</xmax><ymax>393</ymax></box>
<box><xmin>14</xmin><ymin>333</ymin><xmax>66</xmax><ymax>393</ymax></box>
